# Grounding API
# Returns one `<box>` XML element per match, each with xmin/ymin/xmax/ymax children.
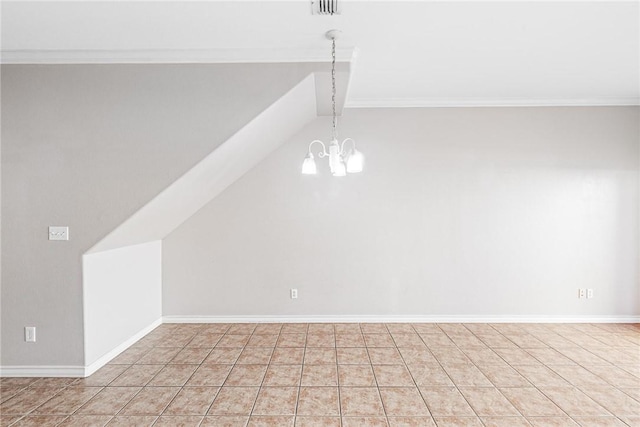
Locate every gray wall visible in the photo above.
<box><xmin>163</xmin><ymin>107</ymin><xmax>639</xmax><ymax>318</ymax></box>
<box><xmin>0</xmin><ymin>63</ymin><xmax>320</xmax><ymax>366</ymax></box>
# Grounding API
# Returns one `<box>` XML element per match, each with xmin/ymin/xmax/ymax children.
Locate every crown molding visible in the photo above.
<box><xmin>346</xmin><ymin>97</ymin><xmax>640</xmax><ymax>108</ymax></box>
<box><xmin>0</xmin><ymin>47</ymin><xmax>356</xmax><ymax>65</ymax></box>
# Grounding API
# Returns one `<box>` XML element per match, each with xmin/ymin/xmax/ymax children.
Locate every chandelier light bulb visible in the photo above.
<box><xmin>301</xmin><ymin>153</ymin><xmax>317</xmax><ymax>175</ymax></box>
<box><xmin>346</xmin><ymin>149</ymin><xmax>364</xmax><ymax>173</ymax></box>
<box><xmin>333</xmin><ymin>161</ymin><xmax>347</xmax><ymax>177</ymax></box>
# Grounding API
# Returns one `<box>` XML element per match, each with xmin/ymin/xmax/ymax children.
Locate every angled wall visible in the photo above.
<box><xmin>0</xmin><ymin>63</ymin><xmax>327</xmax><ymax>369</ymax></box>
<box><xmin>163</xmin><ymin>107</ymin><xmax>640</xmax><ymax>321</ymax></box>
<box><xmin>83</xmin><ymin>241</ymin><xmax>162</xmax><ymax>371</ymax></box>
<box><xmin>82</xmin><ymin>74</ymin><xmax>318</xmax><ymax>371</ymax></box>
<box><xmin>88</xmin><ymin>74</ymin><xmax>318</xmax><ymax>253</ymax></box>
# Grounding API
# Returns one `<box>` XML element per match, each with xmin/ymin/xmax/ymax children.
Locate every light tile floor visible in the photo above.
<box><xmin>1</xmin><ymin>323</ymin><xmax>639</xmax><ymax>426</ymax></box>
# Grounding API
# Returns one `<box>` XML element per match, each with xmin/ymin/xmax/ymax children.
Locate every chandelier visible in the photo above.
<box><xmin>302</xmin><ymin>30</ymin><xmax>364</xmax><ymax>176</ymax></box>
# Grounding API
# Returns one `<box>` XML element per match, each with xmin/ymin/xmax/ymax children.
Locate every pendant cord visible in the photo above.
<box><xmin>331</xmin><ymin>36</ymin><xmax>337</xmax><ymax>141</ymax></box>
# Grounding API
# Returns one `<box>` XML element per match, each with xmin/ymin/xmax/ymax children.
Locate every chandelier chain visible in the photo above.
<box><xmin>331</xmin><ymin>37</ymin><xmax>337</xmax><ymax>141</ymax></box>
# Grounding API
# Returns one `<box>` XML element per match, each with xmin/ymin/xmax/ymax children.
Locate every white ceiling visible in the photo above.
<box><xmin>2</xmin><ymin>1</ymin><xmax>639</xmax><ymax>107</ymax></box>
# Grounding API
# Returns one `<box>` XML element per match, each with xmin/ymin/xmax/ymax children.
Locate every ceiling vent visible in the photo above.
<box><xmin>312</xmin><ymin>0</ymin><xmax>341</xmax><ymax>15</ymax></box>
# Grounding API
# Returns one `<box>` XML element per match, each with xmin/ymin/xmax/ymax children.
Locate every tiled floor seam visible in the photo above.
<box><xmin>334</xmin><ymin>326</ymin><xmax>342</xmax><ymax>427</ymax></box>
<box><xmin>416</xmin><ymin>324</ymin><xmax>503</xmax><ymax>425</ymax></box>
<box><xmin>394</xmin><ymin>323</ymin><xmax>436</xmax><ymax>425</ymax></box>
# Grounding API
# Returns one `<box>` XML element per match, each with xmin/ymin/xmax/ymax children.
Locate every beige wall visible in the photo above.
<box><xmin>0</xmin><ymin>63</ymin><xmax>320</xmax><ymax>367</ymax></box>
<box><xmin>163</xmin><ymin>107</ymin><xmax>639</xmax><ymax>319</ymax></box>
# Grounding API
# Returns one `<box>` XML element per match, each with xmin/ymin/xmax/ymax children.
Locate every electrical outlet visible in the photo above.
<box><xmin>578</xmin><ymin>289</ymin><xmax>586</xmax><ymax>299</ymax></box>
<box><xmin>587</xmin><ymin>289</ymin><xmax>594</xmax><ymax>299</ymax></box>
<box><xmin>290</xmin><ymin>289</ymin><xmax>298</xmax><ymax>299</ymax></box>
<box><xmin>25</xmin><ymin>327</ymin><xmax>36</xmax><ymax>343</ymax></box>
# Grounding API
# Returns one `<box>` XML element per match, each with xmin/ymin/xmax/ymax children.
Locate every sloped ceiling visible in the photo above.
<box><xmin>2</xmin><ymin>1</ymin><xmax>638</xmax><ymax>106</ymax></box>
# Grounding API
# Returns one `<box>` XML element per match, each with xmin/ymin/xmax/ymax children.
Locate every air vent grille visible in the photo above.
<box><xmin>312</xmin><ymin>0</ymin><xmax>341</xmax><ymax>15</ymax></box>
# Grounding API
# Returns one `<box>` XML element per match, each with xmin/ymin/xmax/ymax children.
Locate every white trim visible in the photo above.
<box><xmin>0</xmin><ymin>48</ymin><xmax>356</xmax><ymax>65</ymax></box>
<box><xmin>83</xmin><ymin>318</ymin><xmax>162</xmax><ymax>377</ymax></box>
<box><xmin>346</xmin><ymin>97</ymin><xmax>640</xmax><ymax>108</ymax></box>
<box><xmin>3</xmin><ymin>314</ymin><xmax>637</xmax><ymax>377</ymax></box>
<box><xmin>0</xmin><ymin>365</ymin><xmax>85</xmax><ymax>378</ymax></box>
<box><xmin>163</xmin><ymin>315</ymin><xmax>640</xmax><ymax>324</ymax></box>
<box><xmin>4</xmin><ymin>49</ymin><xmax>634</xmax><ymax>108</ymax></box>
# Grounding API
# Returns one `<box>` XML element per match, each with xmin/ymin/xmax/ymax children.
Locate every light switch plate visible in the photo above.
<box><xmin>48</xmin><ymin>226</ymin><xmax>69</xmax><ymax>241</ymax></box>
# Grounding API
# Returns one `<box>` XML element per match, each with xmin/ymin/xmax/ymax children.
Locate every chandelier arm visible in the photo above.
<box><xmin>339</xmin><ymin>137</ymin><xmax>356</xmax><ymax>155</ymax></box>
<box><xmin>308</xmin><ymin>139</ymin><xmax>329</xmax><ymax>158</ymax></box>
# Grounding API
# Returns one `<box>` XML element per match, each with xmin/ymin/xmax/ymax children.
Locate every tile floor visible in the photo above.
<box><xmin>1</xmin><ymin>322</ymin><xmax>639</xmax><ymax>426</ymax></box>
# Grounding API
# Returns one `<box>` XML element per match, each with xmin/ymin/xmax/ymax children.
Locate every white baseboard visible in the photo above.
<box><xmin>0</xmin><ymin>318</ymin><xmax>162</xmax><ymax>378</ymax></box>
<box><xmin>0</xmin><ymin>365</ymin><xmax>85</xmax><ymax>377</ymax></box>
<box><xmin>83</xmin><ymin>318</ymin><xmax>162</xmax><ymax>377</ymax></box>
<box><xmin>3</xmin><ymin>314</ymin><xmax>637</xmax><ymax>377</ymax></box>
<box><xmin>163</xmin><ymin>314</ymin><xmax>640</xmax><ymax>324</ymax></box>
